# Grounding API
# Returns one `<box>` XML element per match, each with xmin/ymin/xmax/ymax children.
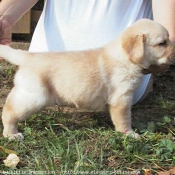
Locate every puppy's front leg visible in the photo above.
<box><xmin>109</xmin><ymin>103</ymin><xmax>140</xmax><ymax>138</ymax></box>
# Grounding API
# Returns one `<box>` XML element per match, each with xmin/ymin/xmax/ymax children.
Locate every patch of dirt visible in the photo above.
<box><xmin>11</xmin><ymin>42</ymin><xmax>30</xmax><ymax>50</ymax></box>
<box><xmin>132</xmin><ymin>65</ymin><xmax>175</xmax><ymax>128</ymax></box>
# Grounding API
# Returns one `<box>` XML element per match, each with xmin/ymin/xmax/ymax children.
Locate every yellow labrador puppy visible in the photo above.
<box><xmin>0</xmin><ymin>19</ymin><xmax>175</xmax><ymax>140</ymax></box>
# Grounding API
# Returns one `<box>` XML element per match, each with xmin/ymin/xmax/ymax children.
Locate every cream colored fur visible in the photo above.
<box><xmin>0</xmin><ymin>19</ymin><xmax>175</xmax><ymax>140</ymax></box>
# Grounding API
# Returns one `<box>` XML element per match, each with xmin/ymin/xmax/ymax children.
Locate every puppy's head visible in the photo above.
<box><xmin>122</xmin><ymin>19</ymin><xmax>175</xmax><ymax>73</ymax></box>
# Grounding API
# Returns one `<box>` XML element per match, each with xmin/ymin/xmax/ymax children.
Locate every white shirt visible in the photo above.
<box><xmin>29</xmin><ymin>0</ymin><xmax>152</xmax><ymax>104</ymax></box>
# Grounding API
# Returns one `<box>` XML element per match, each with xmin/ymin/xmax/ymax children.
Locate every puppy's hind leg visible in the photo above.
<box><xmin>2</xmin><ymin>87</ymin><xmax>51</xmax><ymax>140</ymax></box>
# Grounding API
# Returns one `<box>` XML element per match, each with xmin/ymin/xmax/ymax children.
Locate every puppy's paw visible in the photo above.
<box><xmin>3</xmin><ymin>133</ymin><xmax>24</xmax><ymax>141</ymax></box>
<box><xmin>124</xmin><ymin>130</ymin><xmax>140</xmax><ymax>139</ymax></box>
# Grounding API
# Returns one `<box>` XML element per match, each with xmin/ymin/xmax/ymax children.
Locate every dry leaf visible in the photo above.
<box><xmin>3</xmin><ymin>153</ymin><xmax>20</xmax><ymax>168</ymax></box>
<box><xmin>157</xmin><ymin>167</ymin><xmax>175</xmax><ymax>175</ymax></box>
<box><xmin>144</xmin><ymin>169</ymin><xmax>151</xmax><ymax>175</ymax></box>
<box><xmin>75</xmin><ymin>161</ymin><xmax>90</xmax><ymax>167</ymax></box>
<box><xmin>0</xmin><ymin>146</ymin><xmax>17</xmax><ymax>155</ymax></box>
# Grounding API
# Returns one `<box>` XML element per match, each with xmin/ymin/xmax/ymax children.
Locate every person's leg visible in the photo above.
<box><xmin>137</xmin><ymin>74</ymin><xmax>153</xmax><ymax>103</ymax></box>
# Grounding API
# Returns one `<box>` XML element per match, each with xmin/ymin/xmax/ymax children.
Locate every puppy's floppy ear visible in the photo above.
<box><xmin>122</xmin><ymin>32</ymin><xmax>145</xmax><ymax>64</ymax></box>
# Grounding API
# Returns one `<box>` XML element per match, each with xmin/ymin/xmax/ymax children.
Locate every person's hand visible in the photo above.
<box><xmin>0</xmin><ymin>17</ymin><xmax>12</xmax><ymax>46</ymax></box>
<box><xmin>0</xmin><ymin>17</ymin><xmax>11</xmax><ymax>60</ymax></box>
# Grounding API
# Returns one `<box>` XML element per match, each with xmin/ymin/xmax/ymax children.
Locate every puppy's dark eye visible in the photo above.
<box><xmin>158</xmin><ymin>40</ymin><xmax>167</xmax><ymax>46</ymax></box>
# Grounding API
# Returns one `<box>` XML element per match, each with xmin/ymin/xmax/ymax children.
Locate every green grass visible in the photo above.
<box><xmin>0</xmin><ymin>64</ymin><xmax>175</xmax><ymax>174</ymax></box>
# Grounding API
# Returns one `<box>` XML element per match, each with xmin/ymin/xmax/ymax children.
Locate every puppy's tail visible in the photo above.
<box><xmin>0</xmin><ymin>45</ymin><xmax>27</xmax><ymax>65</ymax></box>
